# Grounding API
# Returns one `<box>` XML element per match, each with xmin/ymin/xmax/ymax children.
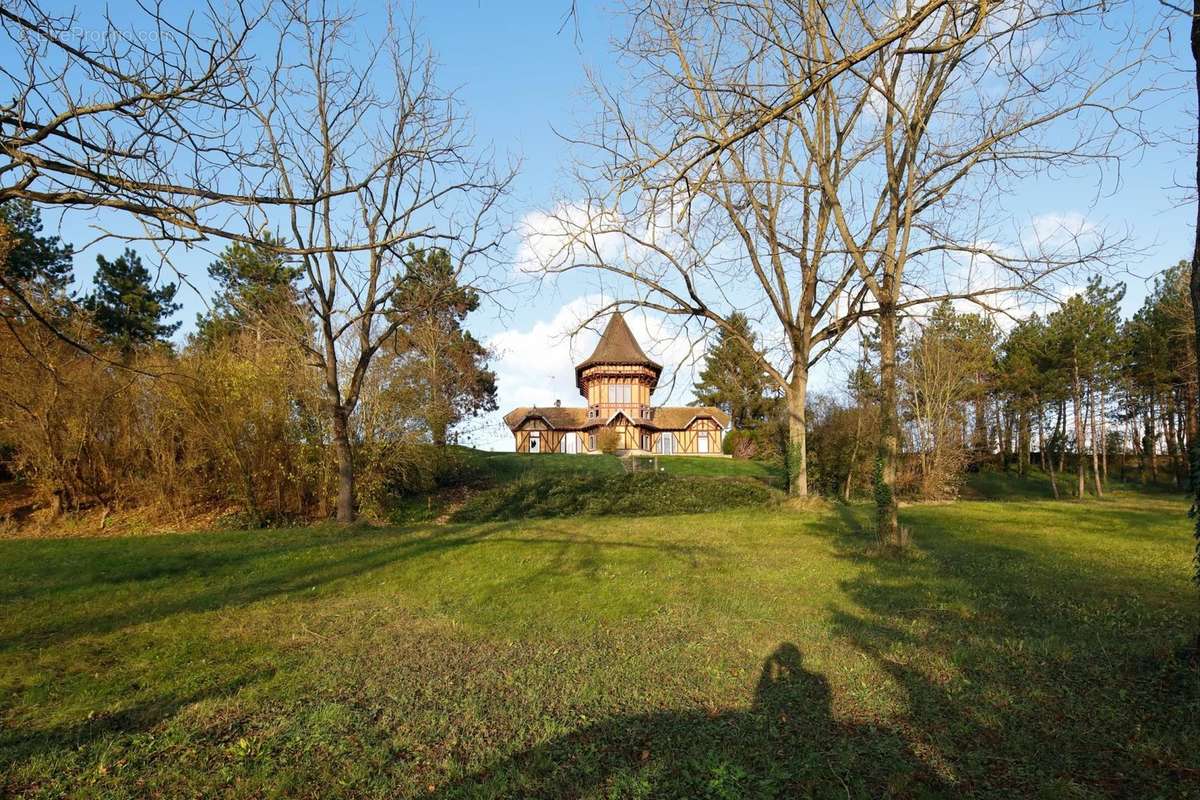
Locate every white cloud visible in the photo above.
<box><xmin>513</xmin><ymin>202</ymin><xmax>632</xmax><ymax>276</ymax></box>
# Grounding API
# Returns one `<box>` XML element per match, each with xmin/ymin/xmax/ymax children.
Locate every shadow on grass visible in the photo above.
<box><xmin>0</xmin><ymin>666</ymin><xmax>275</xmax><ymax>770</ymax></box>
<box><xmin>0</xmin><ymin>523</ymin><xmax>714</xmax><ymax>653</ymax></box>
<box><xmin>821</xmin><ymin>507</ymin><xmax>1199</xmax><ymax>796</ymax></box>
<box><xmin>425</xmin><ymin>642</ymin><xmax>948</xmax><ymax>799</ymax></box>
<box><xmin>426</xmin><ymin>503</ymin><xmax>1197</xmax><ymax>798</ymax></box>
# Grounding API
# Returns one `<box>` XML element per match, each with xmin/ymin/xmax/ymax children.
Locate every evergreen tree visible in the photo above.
<box><xmin>0</xmin><ymin>200</ymin><xmax>74</xmax><ymax>292</ymax></box>
<box><xmin>1045</xmin><ymin>278</ymin><xmax>1125</xmax><ymax>497</ymax></box>
<box><xmin>193</xmin><ymin>234</ymin><xmax>304</xmax><ymax>347</ymax></box>
<box><xmin>383</xmin><ymin>247</ymin><xmax>497</xmax><ymax>446</ymax></box>
<box><xmin>85</xmin><ymin>248</ymin><xmax>181</xmax><ymax>351</ymax></box>
<box><xmin>692</xmin><ymin>312</ymin><xmax>772</xmax><ymax>429</ymax></box>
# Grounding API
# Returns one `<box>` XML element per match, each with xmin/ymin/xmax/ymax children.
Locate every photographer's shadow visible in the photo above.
<box><xmin>426</xmin><ymin>642</ymin><xmax>945</xmax><ymax>798</ymax></box>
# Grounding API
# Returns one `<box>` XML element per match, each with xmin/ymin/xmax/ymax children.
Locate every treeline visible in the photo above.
<box><xmin>698</xmin><ymin>272</ymin><xmax>1196</xmax><ymax>501</ymax></box>
<box><xmin>0</xmin><ymin>201</ymin><xmax>496</xmax><ymax>525</ymax></box>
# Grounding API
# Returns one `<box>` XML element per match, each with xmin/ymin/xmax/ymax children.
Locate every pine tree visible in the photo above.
<box><xmin>0</xmin><ymin>200</ymin><xmax>74</xmax><ymax>293</ymax></box>
<box><xmin>85</xmin><ymin>248</ymin><xmax>181</xmax><ymax>351</ymax></box>
<box><xmin>691</xmin><ymin>312</ymin><xmax>772</xmax><ymax>430</ymax></box>
<box><xmin>1045</xmin><ymin>278</ymin><xmax>1125</xmax><ymax>497</ymax></box>
<box><xmin>193</xmin><ymin>234</ymin><xmax>304</xmax><ymax>347</ymax></box>
<box><xmin>383</xmin><ymin>247</ymin><xmax>497</xmax><ymax>446</ymax></box>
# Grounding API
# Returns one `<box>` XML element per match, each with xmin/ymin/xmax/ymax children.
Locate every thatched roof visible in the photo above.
<box><xmin>575</xmin><ymin>312</ymin><xmax>662</xmax><ymax>389</ymax></box>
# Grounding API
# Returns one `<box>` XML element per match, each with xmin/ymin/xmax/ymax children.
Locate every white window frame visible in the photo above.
<box><xmin>529</xmin><ymin>430</ymin><xmax>540</xmax><ymax>453</ymax></box>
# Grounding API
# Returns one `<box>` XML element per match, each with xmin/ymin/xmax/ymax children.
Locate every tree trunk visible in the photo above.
<box><xmin>1072</xmin><ymin>360</ymin><xmax>1086</xmax><ymax>498</ymax></box>
<box><xmin>1047</xmin><ymin>406</ymin><xmax>1060</xmax><ymax>500</ymax></box>
<box><xmin>844</xmin><ymin>403</ymin><xmax>864</xmax><ymax>503</ymax></box>
<box><xmin>1058</xmin><ymin>400</ymin><xmax>1068</xmax><ymax>475</ymax></box>
<box><xmin>1099</xmin><ymin>385</ymin><xmax>1108</xmax><ymax>484</ymax></box>
<box><xmin>876</xmin><ymin>306</ymin><xmax>901</xmax><ymax>548</ymax></box>
<box><xmin>1148</xmin><ymin>400</ymin><xmax>1159</xmax><ymax>484</ymax></box>
<box><xmin>973</xmin><ymin>395</ymin><xmax>988</xmax><ymax>454</ymax></box>
<box><xmin>1019</xmin><ymin>409</ymin><xmax>1030</xmax><ymax>478</ymax></box>
<box><xmin>1089</xmin><ymin>386</ymin><xmax>1103</xmax><ymax>498</ymax></box>
<box><xmin>787</xmin><ymin>369</ymin><xmax>809</xmax><ymax>497</ymax></box>
<box><xmin>330</xmin><ymin>401</ymin><xmax>355</xmax><ymax>524</ymax></box>
<box><xmin>1038</xmin><ymin>404</ymin><xmax>1047</xmax><ymax>471</ymax></box>
<box><xmin>1189</xmin><ymin>0</ymin><xmax>1199</xmax><ymax>647</ymax></box>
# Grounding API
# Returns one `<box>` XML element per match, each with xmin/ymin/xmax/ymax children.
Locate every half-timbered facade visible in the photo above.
<box><xmin>504</xmin><ymin>313</ymin><xmax>730</xmax><ymax>455</ymax></box>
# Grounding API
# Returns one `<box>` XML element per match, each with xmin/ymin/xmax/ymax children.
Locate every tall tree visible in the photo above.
<box><xmin>245</xmin><ymin>5</ymin><xmax>511</xmax><ymax>522</ymax></box>
<box><xmin>84</xmin><ymin>249</ymin><xmax>180</xmax><ymax>351</ymax></box>
<box><xmin>1046</xmin><ymin>279</ymin><xmax>1124</xmax><ymax>498</ymax></box>
<box><xmin>381</xmin><ymin>247</ymin><xmax>498</xmax><ymax>447</ymax></box>
<box><xmin>900</xmin><ymin>301</ymin><xmax>996</xmax><ymax>498</ymax></box>
<box><xmin>0</xmin><ymin>200</ymin><xmax>72</xmax><ymax>292</ymax></box>
<box><xmin>692</xmin><ymin>313</ymin><xmax>773</xmax><ymax>430</ymax></box>
<box><xmin>590</xmin><ymin>1</ymin><xmax>1154</xmax><ymax>547</ymax></box>
<box><xmin>193</xmin><ymin>234</ymin><xmax>304</xmax><ymax>348</ymax></box>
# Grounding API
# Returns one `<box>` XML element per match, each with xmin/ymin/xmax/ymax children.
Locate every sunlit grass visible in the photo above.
<box><xmin>1</xmin><ymin>488</ymin><xmax>1194</xmax><ymax>798</ymax></box>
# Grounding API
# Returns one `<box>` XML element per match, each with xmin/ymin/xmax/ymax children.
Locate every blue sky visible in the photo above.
<box><xmin>24</xmin><ymin>1</ymin><xmax>1198</xmax><ymax>450</ymax></box>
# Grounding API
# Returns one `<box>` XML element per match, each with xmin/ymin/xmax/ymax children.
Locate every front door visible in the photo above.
<box><xmin>698</xmin><ymin>432</ymin><xmax>709</xmax><ymax>454</ymax></box>
<box><xmin>529</xmin><ymin>431</ymin><xmax>540</xmax><ymax>453</ymax></box>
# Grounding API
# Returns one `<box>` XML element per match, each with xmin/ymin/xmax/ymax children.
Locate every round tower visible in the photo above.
<box><xmin>575</xmin><ymin>312</ymin><xmax>662</xmax><ymax>419</ymax></box>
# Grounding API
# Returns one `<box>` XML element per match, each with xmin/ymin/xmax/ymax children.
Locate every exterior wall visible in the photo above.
<box><xmin>648</xmin><ymin>418</ymin><xmax>724</xmax><ymax>454</ymax></box>
<box><xmin>513</xmin><ymin>419</ymin><xmax>596</xmax><ymax>454</ymax></box>
<box><xmin>513</xmin><ymin>416</ymin><xmax>724</xmax><ymax>455</ymax></box>
<box><xmin>580</xmin><ymin>365</ymin><xmax>656</xmax><ymax>418</ymax></box>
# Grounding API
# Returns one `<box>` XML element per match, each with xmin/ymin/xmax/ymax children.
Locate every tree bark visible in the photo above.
<box><xmin>1189</xmin><ymin>0</ymin><xmax>1200</xmax><ymax>647</ymax></box>
<box><xmin>330</xmin><ymin>401</ymin><xmax>355</xmax><ymax>524</ymax></box>
<box><xmin>876</xmin><ymin>305</ymin><xmax>901</xmax><ymax>547</ymax></box>
<box><xmin>1100</xmin><ymin>385</ymin><xmax>1108</xmax><ymax>485</ymax></box>
<box><xmin>1047</xmin><ymin>402</ymin><xmax>1061</xmax><ymax>499</ymax></box>
<box><xmin>1089</xmin><ymin>385</ymin><xmax>1103</xmax><ymax>497</ymax></box>
<box><xmin>1148</xmin><ymin>400</ymin><xmax>1159</xmax><ymax>484</ymax></box>
<box><xmin>1073</xmin><ymin>360</ymin><xmax>1086</xmax><ymax>498</ymax></box>
<box><xmin>1038</xmin><ymin>404</ymin><xmax>1047</xmax><ymax>471</ymax></box>
<box><xmin>787</xmin><ymin>368</ymin><xmax>809</xmax><ymax>497</ymax></box>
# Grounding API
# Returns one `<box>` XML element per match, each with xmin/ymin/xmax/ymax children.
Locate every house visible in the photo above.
<box><xmin>504</xmin><ymin>312</ymin><xmax>730</xmax><ymax>455</ymax></box>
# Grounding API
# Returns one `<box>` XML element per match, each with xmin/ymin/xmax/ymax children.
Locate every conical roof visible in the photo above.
<box><xmin>575</xmin><ymin>312</ymin><xmax>662</xmax><ymax>389</ymax></box>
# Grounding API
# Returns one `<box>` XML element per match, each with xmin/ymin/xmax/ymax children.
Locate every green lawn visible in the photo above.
<box><xmin>1</xmin><ymin>488</ymin><xmax>1196</xmax><ymax>798</ymax></box>
<box><xmin>464</xmin><ymin>447</ymin><xmax>785</xmax><ymax>487</ymax></box>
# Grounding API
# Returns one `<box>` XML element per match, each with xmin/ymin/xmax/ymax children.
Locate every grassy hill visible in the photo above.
<box><xmin>461</xmin><ymin>447</ymin><xmax>786</xmax><ymax>486</ymax></box>
<box><xmin>0</xmin><ymin>480</ymin><xmax>1195</xmax><ymax>798</ymax></box>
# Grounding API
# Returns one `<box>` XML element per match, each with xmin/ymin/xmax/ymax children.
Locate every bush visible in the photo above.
<box><xmin>451</xmin><ymin>472</ymin><xmax>771</xmax><ymax>522</ymax></box>
<box><xmin>596</xmin><ymin>428</ymin><xmax>621</xmax><ymax>454</ymax></box>
<box><xmin>357</xmin><ymin>443</ymin><xmax>482</xmax><ymax>520</ymax></box>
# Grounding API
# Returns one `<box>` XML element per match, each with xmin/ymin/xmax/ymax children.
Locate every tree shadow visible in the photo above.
<box><xmin>0</xmin><ymin>665</ymin><xmax>275</xmax><ymax>773</ymax></box>
<box><xmin>823</xmin><ymin>509</ymin><xmax>1199</xmax><ymax>797</ymax></box>
<box><xmin>423</xmin><ymin>642</ymin><xmax>949</xmax><ymax>799</ymax></box>
<box><xmin>0</xmin><ymin>523</ymin><xmax>716</xmax><ymax>653</ymax></box>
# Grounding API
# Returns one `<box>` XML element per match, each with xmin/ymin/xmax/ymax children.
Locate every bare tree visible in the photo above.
<box><xmin>244</xmin><ymin>4</ymin><xmax>512</xmax><ymax>523</ymax></box>
<box><xmin>537</xmin><ymin>1</ymin><xmax>1147</xmax><ymax>515</ymax></box>
<box><xmin>800</xmin><ymin>1</ymin><xmax>1154</xmax><ymax>546</ymax></box>
<box><xmin>601</xmin><ymin>1</ymin><xmax>1150</xmax><ymax>546</ymax></box>
<box><xmin>2</xmin><ymin>1</ymin><xmax>317</xmax><ymax>247</ymax></box>
<box><xmin>529</xmin><ymin>3</ymin><xmax>881</xmax><ymax>497</ymax></box>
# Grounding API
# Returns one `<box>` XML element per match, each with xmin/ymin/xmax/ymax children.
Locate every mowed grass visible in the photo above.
<box><xmin>0</xmin><ymin>488</ymin><xmax>1196</xmax><ymax>798</ymax></box>
<box><xmin>466</xmin><ymin>448</ymin><xmax>785</xmax><ymax>487</ymax></box>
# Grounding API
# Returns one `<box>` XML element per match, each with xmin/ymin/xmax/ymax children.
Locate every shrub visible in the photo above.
<box><xmin>451</xmin><ymin>472</ymin><xmax>771</xmax><ymax>522</ymax></box>
<box><xmin>357</xmin><ymin>443</ymin><xmax>482</xmax><ymax>520</ymax></box>
<box><xmin>596</xmin><ymin>428</ymin><xmax>621</xmax><ymax>454</ymax></box>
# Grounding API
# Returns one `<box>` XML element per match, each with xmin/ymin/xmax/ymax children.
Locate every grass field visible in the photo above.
<box><xmin>0</xmin><ymin>473</ymin><xmax>1196</xmax><ymax>798</ymax></box>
